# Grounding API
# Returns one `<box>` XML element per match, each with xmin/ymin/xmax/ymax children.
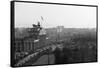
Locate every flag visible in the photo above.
<box><xmin>41</xmin><ymin>16</ymin><xmax>44</xmax><ymax>21</ymax></box>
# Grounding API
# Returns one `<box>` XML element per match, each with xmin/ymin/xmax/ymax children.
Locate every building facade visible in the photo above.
<box><xmin>14</xmin><ymin>23</ymin><xmax>47</xmax><ymax>60</ymax></box>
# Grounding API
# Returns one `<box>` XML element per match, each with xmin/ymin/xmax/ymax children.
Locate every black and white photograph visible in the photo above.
<box><xmin>11</xmin><ymin>1</ymin><xmax>97</xmax><ymax>67</ymax></box>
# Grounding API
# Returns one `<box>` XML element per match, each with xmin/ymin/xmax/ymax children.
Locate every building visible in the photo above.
<box><xmin>56</xmin><ymin>26</ymin><xmax>64</xmax><ymax>33</ymax></box>
<box><xmin>14</xmin><ymin>22</ymin><xmax>47</xmax><ymax>60</ymax></box>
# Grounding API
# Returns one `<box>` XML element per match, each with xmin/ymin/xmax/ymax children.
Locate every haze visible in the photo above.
<box><xmin>15</xmin><ymin>2</ymin><xmax>96</xmax><ymax>28</ymax></box>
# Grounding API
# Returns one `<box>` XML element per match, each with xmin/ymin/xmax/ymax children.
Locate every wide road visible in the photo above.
<box><xmin>32</xmin><ymin>54</ymin><xmax>55</xmax><ymax>65</ymax></box>
<box><xmin>15</xmin><ymin>44</ymin><xmax>62</xmax><ymax>66</ymax></box>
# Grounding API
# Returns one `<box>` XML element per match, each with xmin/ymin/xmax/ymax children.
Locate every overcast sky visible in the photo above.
<box><xmin>15</xmin><ymin>2</ymin><xmax>96</xmax><ymax>28</ymax></box>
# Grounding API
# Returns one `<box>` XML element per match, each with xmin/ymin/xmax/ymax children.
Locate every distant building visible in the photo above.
<box><xmin>56</xmin><ymin>26</ymin><xmax>64</xmax><ymax>33</ymax></box>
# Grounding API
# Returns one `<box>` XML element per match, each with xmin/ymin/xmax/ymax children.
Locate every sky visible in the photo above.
<box><xmin>15</xmin><ymin>2</ymin><xmax>96</xmax><ymax>28</ymax></box>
